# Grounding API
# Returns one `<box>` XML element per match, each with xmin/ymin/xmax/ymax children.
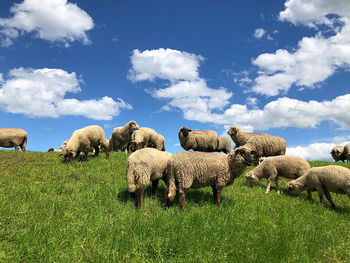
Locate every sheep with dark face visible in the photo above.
<box><xmin>165</xmin><ymin>148</ymin><xmax>254</xmax><ymax>209</ymax></box>
<box><xmin>178</xmin><ymin>126</ymin><xmax>219</xmax><ymax>152</ymax></box>
<box><xmin>109</xmin><ymin>120</ymin><xmax>139</xmax><ymax>152</ymax></box>
<box><xmin>129</xmin><ymin>127</ymin><xmax>165</xmax><ymax>152</ymax></box>
<box><xmin>0</xmin><ymin>128</ymin><xmax>27</xmax><ymax>151</ymax></box>
<box><xmin>331</xmin><ymin>146</ymin><xmax>346</xmax><ymax>162</ymax></box>
<box><xmin>227</xmin><ymin>126</ymin><xmax>266</xmax><ymax>148</ymax></box>
<box><xmin>287</xmin><ymin>165</ymin><xmax>350</xmax><ymax>209</ymax></box>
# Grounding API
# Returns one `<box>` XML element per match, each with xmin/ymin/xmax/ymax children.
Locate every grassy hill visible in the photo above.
<box><xmin>0</xmin><ymin>150</ymin><xmax>350</xmax><ymax>262</ymax></box>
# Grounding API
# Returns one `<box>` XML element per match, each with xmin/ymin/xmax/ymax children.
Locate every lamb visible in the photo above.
<box><xmin>217</xmin><ymin>137</ymin><xmax>231</xmax><ymax>154</ymax></box>
<box><xmin>245</xmin><ymin>155</ymin><xmax>310</xmax><ymax>194</ymax></box>
<box><xmin>165</xmin><ymin>148</ymin><xmax>254</xmax><ymax>209</ymax></box>
<box><xmin>128</xmin><ymin>127</ymin><xmax>166</xmax><ymax>152</ymax></box>
<box><xmin>126</xmin><ymin>148</ymin><xmax>172</xmax><ymax>208</ymax></box>
<box><xmin>227</xmin><ymin>126</ymin><xmax>266</xmax><ymax>148</ymax></box>
<box><xmin>235</xmin><ymin>134</ymin><xmax>286</xmax><ymax>162</ymax></box>
<box><xmin>109</xmin><ymin>120</ymin><xmax>139</xmax><ymax>152</ymax></box>
<box><xmin>61</xmin><ymin>125</ymin><xmax>109</xmax><ymax>161</ymax></box>
<box><xmin>178</xmin><ymin>126</ymin><xmax>219</xmax><ymax>152</ymax></box>
<box><xmin>287</xmin><ymin>165</ymin><xmax>350</xmax><ymax>209</ymax></box>
<box><xmin>0</xmin><ymin>128</ymin><xmax>28</xmax><ymax>151</ymax></box>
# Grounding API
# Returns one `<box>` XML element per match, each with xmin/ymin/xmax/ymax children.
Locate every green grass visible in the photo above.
<box><xmin>0</xmin><ymin>151</ymin><xmax>350</xmax><ymax>262</ymax></box>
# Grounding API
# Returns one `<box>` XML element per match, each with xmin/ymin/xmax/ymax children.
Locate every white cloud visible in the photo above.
<box><xmin>286</xmin><ymin>137</ymin><xmax>350</xmax><ymax>161</ymax></box>
<box><xmin>248</xmin><ymin>1</ymin><xmax>350</xmax><ymax>96</ymax></box>
<box><xmin>253</xmin><ymin>28</ymin><xmax>266</xmax><ymax>39</ymax></box>
<box><xmin>128</xmin><ymin>48</ymin><xmax>204</xmax><ymax>83</ymax></box>
<box><xmin>0</xmin><ymin>0</ymin><xmax>94</xmax><ymax>47</ymax></box>
<box><xmin>0</xmin><ymin>67</ymin><xmax>132</xmax><ymax>120</ymax></box>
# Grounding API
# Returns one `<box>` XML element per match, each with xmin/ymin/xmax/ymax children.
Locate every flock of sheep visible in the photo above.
<box><xmin>0</xmin><ymin>122</ymin><xmax>350</xmax><ymax>210</ymax></box>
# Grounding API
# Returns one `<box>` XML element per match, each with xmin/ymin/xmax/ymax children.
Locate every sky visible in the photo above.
<box><xmin>0</xmin><ymin>0</ymin><xmax>350</xmax><ymax>160</ymax></box>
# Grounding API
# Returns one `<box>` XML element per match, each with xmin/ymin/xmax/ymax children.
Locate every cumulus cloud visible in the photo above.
<box><xmin>253</xmin><ymin>28</ymin><xmax>266</xmax><ymax>39</ymax></box>
<box><xmin>0</xmin><ymin>67</ymin><xmax>132</xmax><ymax>120</ymax></box>
<box><xmin>287</xmin><ymin>137</ymin><xmax>350</xmax><ymax>161</ymax></box>
<box><xmin>0</xmin><ymin>0</ymin><xmax>94</xmax><ymax>47</ymax></box>
<box><xmin>248</xmin><ymin>0</ymin><xmax>350</xmax><ymax>96</ymax></box>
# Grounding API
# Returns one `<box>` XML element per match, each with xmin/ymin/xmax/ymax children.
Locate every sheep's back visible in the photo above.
<box><xmin>249</xmin><ymin>135</ymin><xmax>286</xmax><ymax>156</ymax></box>
<box><xmin>262</xmin><ymin>155</ymin><xmax>310</xmax><ymax>178</ymax></box>
<box><xmin>0</xmin><ymin>128</ymin><xmax>27</xmax><ymax>147</ymax></box>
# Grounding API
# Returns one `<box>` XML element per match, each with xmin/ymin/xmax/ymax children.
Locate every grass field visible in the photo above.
<box><xmin>0</xmin><ymin>150</ymin><xmax>350</xmax><ymax>262</ymax></box>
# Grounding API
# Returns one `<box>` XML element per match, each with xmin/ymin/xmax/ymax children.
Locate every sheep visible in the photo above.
<box><xmin>217</xmin><ymin>137</ymin><xmax>231</xmax><ymax>154</ymax></box>
<box><xmin>126</xmin><ymin>148</ymin><xmax>172</xmax><ymax>208</ymax></box>
<box><xmin>287</xmin><ymin>165</ymin><xmax>350</xmax><ymax>209</ymax></box>
<box><xmin>330</xmin><ymin>146</ymin><xmax>346</xmax><ymax>162</ymax></box>
<box><xmin>48</xmin><ymin>148</ymin><xmax>62</xmax><ymax>153</ymax></box>
<box><xmin>165</xmin><ymin>148</ymin><xmax>254</xmax><ymax>209</ymax></box>
<box><xmin>0</xmin><ymin>128</ymin><xmax>28</xmax><ymax>151</ymax></box>
<box><xmin>245</xmin><ymin>155</ymin><xmax>311</xmax><ymax>194</ymax></box>
<box><xmin>227</xmin><ymin>126</ymin><xmax>266</xmax><ymax>148</ymax></box>
<box><xmin>109</xmin><ymin>120</ymin><xmax>139</xmax><ymax>152</ymax></box>
<box><xmin>178</xmin><ymin>126</ymin><xmax>219</xmax><ymax>152</ymax></box>
<box><xmin>129</xmin><ymin>127</ymin><xmax>166</xmax><ymax>152</ymax></box>
<box><xmin>61</xmin><ymin>125</ymin><xmax>109</xmax><ymax>161</ymax></box>
<box><xmin>235</xmin><ymin>134</ymin><xmax>286</xmax><ymax>163</ymax></box>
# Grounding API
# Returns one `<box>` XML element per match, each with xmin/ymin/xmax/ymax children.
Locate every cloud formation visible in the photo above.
<box><xmin>0</xmin><ymin>0</ymin><xmax>94</xmax><ymax>47</ymax></box>
<box><xmin>0</xmin><ymin>68</ymin><xmax>132</xmax><ymax>120</ymax></box>
<box><xmin>253</xmin><ymin>28</ymin><xmax>266</xmax><ymax>39</ymax></box>
<box><xmin>249</xmin><ymin>0</ymin><xmax>350</xmax><ymax>96</ymax></box>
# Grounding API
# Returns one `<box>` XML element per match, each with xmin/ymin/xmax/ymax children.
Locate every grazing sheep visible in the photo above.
<box><xmin>165</xmin><ymin>149</ymin><xmax>254</xmax><ymax>209</ymax></box>
<box><xmin>330</xmin><ymin>146</ymin><xmax>346</xmax><ymax>162</ymax></box>
<box><xmin>245</xmin><ymin>155</ymin><xmax>310</xmax><ymax>194</ymax></box>
<box><xmin>48</xmin><ymin>148</ymin><xmax>62</xmax><ymax>153</ymax></box>
<box><xmin>0</xmin><ymin>128</ymin><xmax>28</xmax><ymax>151</ymax></box>
<box><xmin>287</xmin><ymin>165</ymin><xmax>350</xmax><ymax>209</ymax></box>
<box><xmin>61</xmin><ymin>125</ymin><xmax>109</xmax><ymax>161</ymax></box>
<box><xmin>216</xmin><ymin>137</ymin><xmax>231</xmax><ymax>154</ymax></box>
<box><xmin>178</xmin><ymin>126</ymin><xmax>219</xmax><ymax>152</ymax></box>
<box><xmin>129</xmin><ymin>127</ymin><xmax>165</xmax><ymax>152</ymax></box>
<box><xmin>109</xmin><ymin>120</ymin><xmax>139</xmax><ymax>152</ymax></box>
<box><xmin>227</xmin><ymin>126</ymin><xmax>266</xmax><ymax>148</ymax></box>
<box><xmin>126</xmin><ymin>148</ymin><xmax>172</xmax><ymax>209</ymax></box>
<box><xmin>235</xmin><ymin>134</ymin><xmax>286</xmax><ymax>162</ymax></box>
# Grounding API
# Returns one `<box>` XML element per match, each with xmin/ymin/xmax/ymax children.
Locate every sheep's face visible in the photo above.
<box><xmin>287</xmin><ymin>182</ymin><xmax>300</xmax><ymax>195</ymax></box>
<box><xmin>233</xmin><ymin>146</ymin><xmax>256</xmax><ymax>166</ymax></box>
<box><xmin>130</xmin><ymin>121</ymin><xmax>139</xmax><ymax>131</ymax></box>
<box><xmin>330</xmin><ymin>147</ymin><xmax>342</xmax><ymax>161</ymax></box>
<box><xmin>245</xmin><ymin>172</ymin><xmax>259</xmax><ymax>186</ymax></box>
<box><xmin>129</xmin><ymin>141</ymin><xmax>144</xmax><ymax>152</ymax></box>
<box><xmin>60</xmin><ymin>139</ymin><xmax>69</xmax><ymax>151</ymax></box>
<box><xmin>227</xmin><ymin>126</ymin><xmax>240</xmax><ymax>137</ymax></box>
<box><xmin>179</xmin><ymin>127</ymin><xmax>191</xmax><ymax>138</ymax></box>
<box><xmin>229</xmin><ymin>148</ymin><xmax>254</xmax><ymax>166</ymax></box>
<box><xmin>62</xmin><ymin>149</ymin><xmax>76</xmax><ymax>161</ymax></box>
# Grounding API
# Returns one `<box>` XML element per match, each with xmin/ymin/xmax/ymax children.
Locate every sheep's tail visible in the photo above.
<box><xmin>167</xmin><ymin>163</ymin><xmax>176</xmax><ymax>202</ymax></box>
<box><xmin>126</xmin><ymin>162</ymin><xmax>137</xmax><ymax>193</ymax></box>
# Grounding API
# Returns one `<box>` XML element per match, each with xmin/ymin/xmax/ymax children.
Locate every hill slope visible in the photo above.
<box><xmin>0</xmin><ymin>150</ymin><xmax>349</xmax><ymax>262</ymax></box>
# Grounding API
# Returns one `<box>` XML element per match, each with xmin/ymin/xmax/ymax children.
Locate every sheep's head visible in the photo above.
<box><xmin>331</xmin><ymin>146</ymin><xmax>344</xmax><ymax>161</ymax></box>
<box><xmin>229</xmin><ymin>147</ymin><xmax>255</xmax><ymax>166</ymax></box>
<box><xmin>245</xmin><ymin>171</ymin><xmax>259</xmax><ymax>186</ymax></box>
<box><xmin>227</xmin><ymin>126</ymin><xmax>240</xmax><ymax>137</ymax></box>
<box><xmin>179</xmin><ymin>126</ymin><xmax>192</xmax><ymax>138</ymax></box>
<box><xmin>48</xmin><ymin>148</ymin><xmax>54</xmax><ymax>152</ymax></box>
<box><xmin>128</xmin><ymin>140</ymin><xmax>144</xmax><ymax>152</ymax></box>
<box><xmin>232</xmin><ymin>146</ymin><xmax>256</xmax><ymax>166</ymax></box>
<box><xmin>60</xmin><ymin>139</ymin><xmax>69</xmax><ymax>151</ymax></box>
<box><xmin>61</xmin><ymin>148</ymin><xmax>76</xmax><ymax>162</ymax></box>
<box><xmin>287</xmin><ymin>181</ymin><xmax>300</xmax><ymax>195</ymax></box>
<box><xmin>129</xmin><ymin>120</ymin><xmax>139</xmax><ymax>131</ymax></box>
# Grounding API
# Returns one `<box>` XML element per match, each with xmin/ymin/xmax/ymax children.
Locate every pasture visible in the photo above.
<box><xmin>0</xmin><ymin>150</ymin><xmax>350</xmax><ymax>262</ymax></box>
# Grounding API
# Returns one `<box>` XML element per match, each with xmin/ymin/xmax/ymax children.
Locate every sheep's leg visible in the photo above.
<box><xmin>179</xmin><ymin>189</ymin><xmax>186</xmax><ymax>210</ymax></box>
<box><xmin>130</xmin><ymin>192</ymin><xmax>135</xmax><ymax>199</ymax></box>
<box><xmin>274</xmin><ymin>177</ymin><xmax>280</xmax><ymax>194</ymax></box>
<box><xmin>324</xmin><ymin>189</ymin><xmax>336</xmax><ymax>209</ymax></box>
<box><xmin>307</xmin><ymin>190</ymin><xmax>312</xmax><ymax>200</ymax></box>
<box><xmin>164</xmin><ymin>186</ymin><xmax>170</xmax><ymax>208</ymax></box>
<box><xmin>94</xmin><ymin>146</ymin><xmax>100</xmax><ymax>157</ymax></box>
<box><xmin>151</xmin><ymin>179</ymin><xmax>159</xmax><ymax>197</ymax></box>
<box><xmin>14</xmin><ymin>146</ymin><xmax>19</xmax><ymax>151</ymax></box>
<box><xmin>317</xmin><ymin>188</ymin><xmax>325</xmax><ymax>207</ymax></box>
<box><xmin>212</xmin><ymin>186</ymin><xmax>218</xmax><ymax>205</ymax></box>
<box><xmin>135</xmin><ymin>188</ymin><xmax>144</xmax><ymax>209</ymax></box>
<box><xmin>266</xmin><ymin>179</ymin><xmax>272</xmax><ymax>194</ymax></box>
<box><xmin>216</xmin><ymin>190</ymin><xmax>222</xmax><ymax>207</ymax></box>
<box><xmin>84</xmin><ymin>151</ymin><xmax>88</xmax><ymax>161</ymax></box>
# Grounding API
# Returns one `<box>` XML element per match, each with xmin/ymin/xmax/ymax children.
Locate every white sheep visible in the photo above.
<box><xmin>126</xmin><ymin>148</ymin><xmax>172</xmax><ymax>208</ymax></box>
<box><xmin>235</xmin><ymin>134</ymin><xmax>286</xmax><ymax>162</ymax></box>
<box><xmin>245</xmin><ymin>155</ymin><xmax>310</xmax><ymax>194</ymax></box>
<box><xmin>287</xmin><ymin>165</ymin><xmax>350</xmax><ymax>209</ymax></box>
<box><xmin>129</xmin><ymin>127</ymin><xmax>165</xmax><ymax>152</ymax></box>
<box><xmin>227</xmin><ymin>126</ymin><xmax>266</xmax><ymax>148</ymax></box>
<box><xmin>109</xmin><ymin>120</ymin><xmax>139</xmax><ymax>152</ymax></box>
<box><xmin>61</xmin><ymin>125</ymin><xmax>109</xmax><ymax>161</ymax></box>
<box><xmin>178</xmin><ymin>126</ymin><xmax>219</xmax><ymax>152</ymax></box>
<box><xmin>165</xmin><ymin>149</ymin><xmax>254</xmax><ymax>209</ymax></box>
<box><xmin>0</xmin><ymin>128</ymin><xmax>28</xmax><ymax>151</ymax></box>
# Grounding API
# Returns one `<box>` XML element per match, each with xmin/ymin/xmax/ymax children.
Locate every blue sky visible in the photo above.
<box><xmin>0</xmin><ymin>0</ymin><xmax>350</xmax><ymax>160</ymax></box>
